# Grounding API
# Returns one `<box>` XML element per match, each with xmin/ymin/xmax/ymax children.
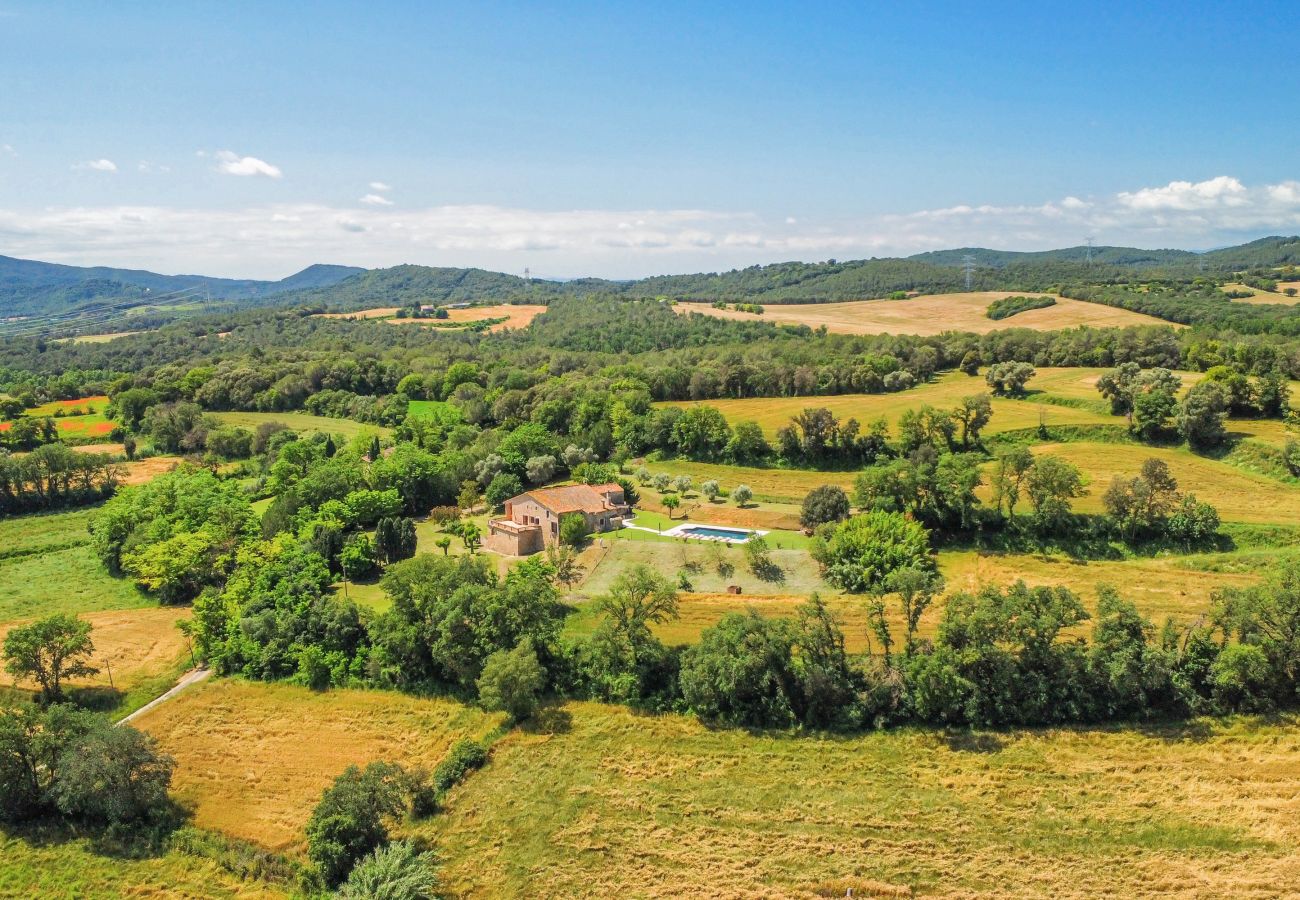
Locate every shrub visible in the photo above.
<box><xmin>430</xmin><ymin>739</ymin><xmax>489</xmax><ymax>796</ymax></box>
<box><xmin>559</xmin><ymin>512</ymin><xmax>590</xmax><ymax>547</ymax></box>
<box><xmin>340</xmin><ymin>840</ymin><xmax>440</xmax><ymax>900</ymax></box>
<box><xmin>732</xmin><ymin>484</ymin><xmax>753</xmax><ymax>506</ymax></box>
<box><xmin>986</xmin><ymin>295</ymin><xmax>1056</xmax><ymax>320</ymax></box>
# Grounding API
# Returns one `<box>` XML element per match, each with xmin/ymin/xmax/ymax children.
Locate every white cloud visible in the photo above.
<box><xmin>368</xmin><ymin>181</ymin><xmax>392</xmax><ymax>192</ymax></box>
<box><xmin>1116</xmin><ymin>175</ymin><xmax>1247</xmax><ymax>211</ymax></box>
<box><xmin>359</xmin><ymin>193</ymin><xmax>394</xmax><ymax>206</ymax></box>
<box><xmin>0</xmin><ymin>143</ymin><xmax>15</xmax><ymax>157</ymax></box>
<box><xmin>1</xmin><ymin>175</ymin><xmax>1297</xmax><ymax>279</ymax></box>
<box><xmin>74</xmin><ymin>158</ymin><xmax>118</xmax><ymax>173</ymax></box>
<box><xmin>213</xmin><ymin>150</ymin><xmax>282</xmax><ymax>178</ymax></box>
<box><xmin>137</xmin><ymin>160</ymin><xmax>171</xmax><ymax>174</ymax></box>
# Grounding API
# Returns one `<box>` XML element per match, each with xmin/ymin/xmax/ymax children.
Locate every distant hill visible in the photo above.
<box><xmin>0</xmin><ymin>256</ymin><xmax>363</xmax><ymax>326</ymax></box>
<box><xmin>908</xmin><ymin>245</ymin><xmax>1199</xmax><ymax>268</ymax></box>
<box><xmin>3</xmin><ymin>235</ymin><xmax>1297</xmax><ymax>334</ymax></box>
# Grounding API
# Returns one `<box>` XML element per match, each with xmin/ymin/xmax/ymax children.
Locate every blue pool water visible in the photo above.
<box><xmin>680</xmin><ymin>525</ymin><xmax>754</xmax><ymax>541</ymax></box>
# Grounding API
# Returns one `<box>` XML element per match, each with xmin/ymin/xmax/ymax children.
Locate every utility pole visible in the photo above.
<box><xmin>1085</xmin><ymin>236</ymin><xmax>1095</xmax><ymax>267</ymax></box>
<box><xmin>962</xmin><ymin>254</ymin><xmax>976</xmax><ymax>291</ymax></box>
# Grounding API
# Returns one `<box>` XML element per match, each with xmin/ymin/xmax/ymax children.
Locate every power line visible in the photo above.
<box><xmin>961</xmin><ymin>254</ymin><xmax>976</xmax><ymax>291</ymax></box>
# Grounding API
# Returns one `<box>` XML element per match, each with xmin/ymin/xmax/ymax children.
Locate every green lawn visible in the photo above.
<box><xmin>406</xmin><ymin>399</ymin><xmax>462</xmax><ymax>425</ymax></box>
<box><xmin>212</xmin><ymin>410</ymin><xmax>391</xmax><ymax>440</ymax></box>
<box><xmin>0</xmin><ymin>508</ymin><xmax>150</xmax><ymax>623</ymax></box>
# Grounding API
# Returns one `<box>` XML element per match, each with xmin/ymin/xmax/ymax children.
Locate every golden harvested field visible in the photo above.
<box><xmin>135</xmin><ymin>679</ymin><xmax>499</xmax><ymax>851</ymax></box>
<box><xmin>0</xmin><ymin>607</ymin><xmax>190</xmax><ymax>694</ymax></box>
<box><xmin>433</xmin><ymin>701</ymin><xmax>1300</xmax><ymax>899</ymax></box>
<box><xmin>939</xmin><ymin>549</ymin><xmax>1265</xmax><ymax>626</ymax></box>
<box><xmin>675</xmin><ymin>291</ymin><xmax>1173</xmax><ymax>335</ymax></box>
<box><xmin>120</xmin><ymin>455</ymin><xmax>182</xmax><ymax>485</ymax></box>
<box><xmin>68</xmin><ymin>330</ymin><xmax>144</xmax><ymax>343</ymax></box>
<box><xmin>1026</xmin><ymin>441</ymin><xmax>1300</xmax><ymax>526</ymax></box>
<box><xmin>1225</xmin><ymin>282</ymin><xmax>1300</xmax><ymax>306</ymax></box>
<box><xmin>320</xmin><ymin>304</ymin><xmax>547</xmax><ymax>332</ymax></box>
<box><xmin>663</xmin><ymin>369</ymin><xmax>1117</xmax><ymax>437</ymax></box>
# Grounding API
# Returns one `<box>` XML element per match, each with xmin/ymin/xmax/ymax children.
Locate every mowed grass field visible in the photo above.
<box><xmin>124</xmin><ymin>679</ymin><xmax>1300</xmax><ymax>898</ymax></box>
<box><xmin>0</xmin><ymin>829</ymin><xmax>288</xmax><ymax>900</ymax></box>
<box><xmin>644</xmin><ymin>446</ymin><xmax>1300</xmax><ymax>526</ymax></box>
<box><xmin>134</xmin><ymin>679</ymin><xmax>500</xmax><ymax>851</ymax></box>
<box><xmin>429</xmin><ymin>702</ymin><xmax>1300</xmax><ymax>899</ymax></box>
<box><xmin>675</xmin><ymin>291</ymin><xmax>1172</xmax><ymax>335</ymax></box>
<box><xmin>662</xmin><ymin>369</ymin><xmax>1117</xmax><ymax>438</ymax></box>
<box><xmin>1225</xmin><ymin>282</ymin><xmax>1300</xmax><ymax>306</ymax></box>
<box><xmin>212</xmin><ymin>410</ymin><xmax>391</xmax><ymax>440</ymax></box>
<box><xmin>562</xmin><ymin>538</ymin><xmax>1271</xmax><ymax>652</ymax></box>
<box><xmin>0</xmin><ymin>508</ymin><xmax>152</xmax><ymax>623</ymax></box>
<box><xmin>1024</xmin><ymin>441</ymin><xmax>1300</xmax><ymax>526</ymax></box>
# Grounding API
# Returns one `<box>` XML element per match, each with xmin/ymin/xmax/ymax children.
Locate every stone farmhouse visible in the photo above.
<box><xmin>485</xmin><ymin>482</ymin><xmax>631</xmax><ymax>556</ymax></box>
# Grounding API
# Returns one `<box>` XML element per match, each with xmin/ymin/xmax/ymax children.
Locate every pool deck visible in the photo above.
<box><xmin>623</xmin><ymin>518</ymin><xmax>767</xmax><ymax>544</ymax></box>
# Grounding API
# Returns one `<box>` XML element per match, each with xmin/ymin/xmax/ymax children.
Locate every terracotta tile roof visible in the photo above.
<box><xmin>521</xmin><ymin>483</ymin><xmax>624</xmax><ymax>515</ymax></box>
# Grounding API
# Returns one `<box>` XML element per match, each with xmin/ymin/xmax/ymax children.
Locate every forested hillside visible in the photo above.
<box><xmin>4</xmin><ymin>236</ymin><xmax>1299</xmax><ymax>334</ymax></box>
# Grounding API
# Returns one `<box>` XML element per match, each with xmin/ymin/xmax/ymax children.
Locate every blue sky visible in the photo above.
<box><xmin>1</xmin><ymin>0</ymin><xmax>1298</xmax><ymax>278</ymax></box>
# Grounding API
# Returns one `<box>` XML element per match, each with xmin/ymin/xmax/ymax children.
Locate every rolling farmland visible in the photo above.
<box><xmin>675</xmin><ymin>291</ymin><xmax>1174</xmax><ymax>335</ymax></box>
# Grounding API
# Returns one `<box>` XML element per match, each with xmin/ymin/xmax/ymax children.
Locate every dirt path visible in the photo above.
<box><xmin>117</xmin><ymin>667</ymin><xmax>211</xmax><ymax>726</ymax></box>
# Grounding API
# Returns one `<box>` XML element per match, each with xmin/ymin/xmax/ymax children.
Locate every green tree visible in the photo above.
<box><xmin>485</xmin><ymin>472</ymin><xmax>523</xmax><ymax>510</ymax></box>
<box><xmin>732</xmin><ymin>484</ymin><xmax>753</xmax><ymax>507</ymax></box>
<box><xmin>700</xmin><ymin>479</ymin><xmax>721</xmax><ymax>501</ymax></box>
<box><xmin>307</xmin><ymin>761</ymin><xmax>412</xmax><ymax>886</ymax></box>
<box><xmin>476</xmin><ymin>640</ymin><xmax>546</xmax><ymax>722</ymax></box>
<box><xmin>340</xmin><ymin>534</ymin><xmax>377</xmax><ymax>580</ymax></box>
<box><xmin>886</xmin><ymin>566</ymin><xmax>945</xmax><ymax>657</ymax></box>
<box><xmin>1178</xmin><ymin>381</ymin><xmax>1229</xmax><ymax>450</ymax></box>
<box><xmin>800</xmin><ymin>484</ymin><xmax>850</xmax><ymax>530</ymax></box>
<box><xmin>3</xmin><ymin>615</ymin><xmax>98</xmax><ymax>704</ymax></box>
<box><xmin>661</xmin><ymin>493</ymin><xmax>680</xmax><ymax>519</ymax></box>
<box><xmin>545</xmin><ymin>543</ymin><xmax>584</xmax><ymax>589</ymax></box>
<box><xmin>680</xmin><ymin>611</ymin><xmax>798</xmax><ymax>727</ymax></box>
<box><xmin>953</xmin><ymin>393</ymin><xmax>993</xmax><ymax>448</ymax></box>
<box><xmin>990</xmin><ymin>445</ymin><xmax>1034</xmax><ymax>520</ymax></box>
<box><xmin>50</xmin><ymin>725</ymin><xmax>175</xmax><ymax>825</ymax></box>
<box><xmin>434</xmin><ymin>535</ymin><xmax>452</xmax><ymax>556</ymax></box>
<box><xmin>1024</xmin><ymin>455</ymin><xmax>1086</xmax><ymax>532</ymax></box>
<box><xmin>375</xmin><ymin>517</ymin><xmax>418</xmax><ymax>563</ymax></box>
<box><xmin>810</xmin><ymin>511</ymin><xmax>933</xmax><ymax>594</ymax></box>
<box><xmin>984</xmin><ymin>361</ymin><xmax>1035</xmax><ymax>396</ymax></box>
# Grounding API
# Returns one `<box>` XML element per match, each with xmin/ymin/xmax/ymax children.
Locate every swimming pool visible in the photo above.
<box><xmin>676</xmin><ymin>525</ymin><xmax>756</xmax><ymax>542</ymax></box>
